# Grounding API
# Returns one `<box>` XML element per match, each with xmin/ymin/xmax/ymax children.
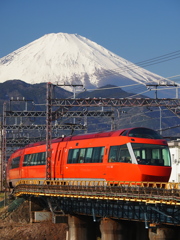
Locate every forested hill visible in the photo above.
<box><xmin>0</xmin><ymin>80</ymin><xmax>179</xmax><ymax>138</ymax></box>
<box><xmin>0</xmin><ymin>80</ymin><xmax>71</xmax><ymax>113</ymax></box>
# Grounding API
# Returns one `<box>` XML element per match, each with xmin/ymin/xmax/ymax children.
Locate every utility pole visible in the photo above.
<box><xmin>57</xmin><ymin>84</ymin><xmax>84</xmax><ymax>124</ymax></box>
<box><xmin>2</xmin><ymin>103</ymin><xmax>7</xmax><ymax>188</ymax></box>
<box><xmin>159</xmin><ymin>106</ymin><xmax>162</xmax><ymax>135</ymax></box>
<box><xmin>57</xmin><ymin>84</ymin><xmax>84</xmax><ymax>99</ymax></box>
<box><xmin>46</xmin><ymin>82</ymin><xmax>53</xmax><ymax>180</ymax></box>
<box><xmin>146</xmin><ymin>81</ymin><xmax>178</xmax><ymax>99</ymax></box>
<box><xmin>176</xmin><ymin>86</ymin><xmax>179</xmax><ymax>99</ymax></box>
<box><xmin>0</xmin><ymin>119</ymin><xmax>2</xmax><ymax>191</ymax></box>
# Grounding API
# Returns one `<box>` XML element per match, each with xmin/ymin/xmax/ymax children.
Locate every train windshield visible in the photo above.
<box><xmin>122</xmin><ymin>128</ymin><xmax>163</xmax><ymax>139</ymax></box>
<box><xmin>131</xmin><ymin>143</ymin><xmax>171</xmax><ymax>166</ymax></box>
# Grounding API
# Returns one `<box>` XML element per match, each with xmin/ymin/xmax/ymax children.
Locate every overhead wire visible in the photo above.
<box><xmin>128</xmin><ymin>50</ymin><xmax>180</xmax><ymax>69</ymax></box>
<box><xmin>68</xmin><ymin>50</ymin><xmax>180</xmax><ymax>98</ymax></box>
<box><xmin>128</xmin><ymin>89</ymin><xmax>151</xmax><ymax>97</ymax></box>
<box><xmin>162</xmin><ymin>74</ymin><xmax>180</xmax><ymax>80</ymax></box>
<box><xmin>84</xmin><ymin>83</ymin><xmax>141</xmax><ymax>91</ymax></box>
<box><xmin>131</xmin><ymin>50</ymin><xmax>180</xmax><ymax>64</ymax></box>
<box><xmin>76</xmin><ymin>50</ymin><xmax>180</xmax><ymax>97</ymax></box>
<box><xmin>85</xmin><ymin>101</ymin><xmax>180</xmax><ymax>133</ymax></box>
<box><xmin>90</xmin><ymin>50</ymin><xmax>180</xmax><ymax>79</ymax></box>
<box><xmin>63</xmin><ymin>50</ymin><xmax>180</xmax><ymax>131</ymax></box>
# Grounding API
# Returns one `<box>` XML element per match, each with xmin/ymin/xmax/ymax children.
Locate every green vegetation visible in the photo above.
<box><xmin>0</xmin><ymin>192</ymin><xmax>4</xmax><ymax>201</ymax></box>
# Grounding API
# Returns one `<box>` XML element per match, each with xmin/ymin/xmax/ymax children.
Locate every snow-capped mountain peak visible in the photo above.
<box><xmin>0</xmin><ymin>32</ymin><xmax>172</xmax><ymax>92</ymax></box>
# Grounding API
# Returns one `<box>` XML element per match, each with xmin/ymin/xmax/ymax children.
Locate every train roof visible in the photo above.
<box><xmin>22</xmin><ymin>127</ymin><xmax>163</xmax><ymax>150</ymax></box>
<box><xmin>20</xmin><ymin>128</ymin><xmax>128</xmax><ymax>149</ymax></box>
<box><xmin>60</xmin><ymin>129</ymin><xmax>126</xmax><ymax>141</ymax></box>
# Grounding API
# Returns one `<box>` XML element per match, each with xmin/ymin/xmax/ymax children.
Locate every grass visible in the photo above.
<box><xmin>0</xmin><ymin>192</ymin><xmax>5</xmax><ymax>201</ymax></box>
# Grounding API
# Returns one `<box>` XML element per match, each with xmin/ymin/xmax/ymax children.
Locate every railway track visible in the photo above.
<box><xmin>13</xmin><ymin>180</ymin><xmax>180</xmax><ymax>205</ymax></box>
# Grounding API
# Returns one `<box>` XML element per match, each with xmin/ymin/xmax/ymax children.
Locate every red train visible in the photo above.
<box><xmin>7</xmin><ymin>127</ymin><xmax>171</xmax><ymax>187</ymax></box>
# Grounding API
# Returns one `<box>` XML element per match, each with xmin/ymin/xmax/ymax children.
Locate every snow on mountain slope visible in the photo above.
<box><xmin>0</xmin><ymin>33</ymin><xmax>171</xmax><ymax>91</ymax></box>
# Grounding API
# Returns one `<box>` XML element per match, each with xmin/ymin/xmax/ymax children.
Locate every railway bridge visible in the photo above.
<box><xmin>11</xmin><ymin>180</ymin><xmax>180</xmax><ymax>240</ymax></box>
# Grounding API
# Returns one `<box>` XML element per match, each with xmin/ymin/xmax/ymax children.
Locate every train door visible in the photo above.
<box><xmin>55</xmin><ymin>145</ymin><xmax>65</xmax><ymax>179</ymax></box>
<box><xmin>19</xmin><ymin>149</ymin><xmax>25</xmax><ymax>179</ymax></box>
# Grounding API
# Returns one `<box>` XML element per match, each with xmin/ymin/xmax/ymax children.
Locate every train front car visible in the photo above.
<box><xmin>62</xmin><ymin>127</ymin><xmax>171</xmax><ymax>183</ymax></box>
<box><xmin>109</xmin><ymin>127</ymin><xmax>171</xmax><ymax>182</ymax></box>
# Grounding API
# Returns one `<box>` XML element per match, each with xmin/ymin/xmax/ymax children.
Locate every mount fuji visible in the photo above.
<box><xmin>0</xmin><ymin>33</ymin><xmax>176</xmax><ymax>96</ymax></box>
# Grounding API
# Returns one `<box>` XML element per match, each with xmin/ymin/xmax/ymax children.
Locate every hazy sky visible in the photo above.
<box><xmin>0</xmin><ymin>0</ymin><xmax>180</xmax><ymax>81</ymax></box>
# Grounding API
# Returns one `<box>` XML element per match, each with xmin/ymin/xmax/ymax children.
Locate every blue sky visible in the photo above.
<box><xmin>0</xmin><ymin>0</ymin><xmax>180</xmax><ymax>81</ymax></box>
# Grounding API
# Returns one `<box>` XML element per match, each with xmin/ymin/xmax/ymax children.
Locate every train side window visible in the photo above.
<box><xmin>108</xmin><ymin>145</ymin><xmax>131</xmax><ymax>163</ymax></box>
<box><xmin>68</xmin><ymin>147</ymin><xmax>104</xmax><ymax>164</ymax></box>
<box><xmin>84</xmin><ymin>148</ymin><xmax>93</xmax><ymax>163</ymax></box>
<box><xmin>108</xmin><ymin>146</ymin><xmax>119</xmax><ymax>162</ymax></box>
<box><xmin>10</xmin><ymin>156</ymin><xmax>20</xmax><ymax>169</ymax></box>
<box><xmin>41</xmin><ymin>152</ymin><xmax>46</xmax><ymax>164</ymax></box>
<box><xmin>92</xmin><ymin>147</ymin><xmax>104</xmax><ymax>163</ymax></box>
<box><xmin>67</xmin><ymin>149</ymin><xmax>73</xmax><ymax>163</ymax></box>
<box><xmin>162</xmin><ymin>148</ymin><xmax>170</xmax><ymax>166</ymax></box>
<box><xmin>100</xmin><ymin>147</ymin><xmax>105</xmax><ymax>162</ymax></box>
<box><xmin>24</xmin><ymin>154</ymin><xmax>34</xmax><ymax>166</ymax></box>
<box><xmin>78</xmin><ymin>148</ymin><xmax>86</xmax><ymax>163</ymax></box>
<box><xmin>23</xmin><ymin>154</ymin><xmax>31</xmax><ymax>166</ymax></box>
<box><xmin>30</xmin><ymin>154</ymin><xmax>35</xmax><ymax>165</ymax></box>
<box><xmin>34</xmin><ymin>154</ymin><xmax>38</xmax><ymax>165</ymax></box>
<box><xmin>37</xmin><ymin>152</ymin><xmax>46</xmax><ymax>165</ymax></box>
<box><xmin>23</xmin><ymin>152</ymin><xmax>46</xmax><ymax>166</ymax></box>
<box><xmin>72</xmin><ymin>149</ymin><xmax>80</xmax><ymax>163</ymax></box>
<box><xmin>68</xmin><ymin>149</ymin><xmax>80</xmax><ymax>163</ymax></box>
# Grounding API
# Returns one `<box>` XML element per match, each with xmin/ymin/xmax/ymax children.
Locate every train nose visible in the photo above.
<box><xmin>142</xmin><ymin>174</ymin><xmax>170</xmax><ymax>182</ymax></box>
<box><xmin>139</xmin><ymin>165</ymin><xmax>171</xmax><ymax>182</ymax></box>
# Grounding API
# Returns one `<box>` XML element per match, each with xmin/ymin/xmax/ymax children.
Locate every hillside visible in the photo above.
<box><xmin>77</xmin><ymin>86</ymin><xmax>180</xmax><ymax>137</ymax></box>
<box><xmin>0</xmin><ymin>80</ymin><xmax>71</xmax><ymax>113</ymax></box>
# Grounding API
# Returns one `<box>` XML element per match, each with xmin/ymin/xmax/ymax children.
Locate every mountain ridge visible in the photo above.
<box><xmin>0</xmin><ymin>79</ymin><xmax>179</xmax><ymax>137</ymax></box>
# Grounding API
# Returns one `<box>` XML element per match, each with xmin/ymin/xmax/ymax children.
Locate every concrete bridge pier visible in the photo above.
<box><xmin>99</xmin><ymin>219</ymin><xmax>150</xmax><ymax>240</ymax></box>
<box><xmin>100</xmin><ymin>218</ymin><xmax>126</xmax><ymax>240</ymax></box>
<box><xmin>148</xmin><ymin>226</ymin><xmax>175</xmax><ymax>240</ymax></box>
<box><xmin>67</xmin><ymin>215</ymin><xmax>89</xmax><ymax>240</ymax></box>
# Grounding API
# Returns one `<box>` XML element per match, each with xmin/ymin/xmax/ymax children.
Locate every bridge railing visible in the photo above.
<box><xmin>15</xmin><ymin>180</ymin><xmax>180</xmax><ymax>189</ymax></box>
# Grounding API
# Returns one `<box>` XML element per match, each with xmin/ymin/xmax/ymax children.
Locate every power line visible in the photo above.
<box><xmin>74</xmin><ymin>49</ymin><xmax>180</xmax><ymax>98</ymax></box>
<box><xmin>81</xmin><ymin>81</ymin><xmax>179</xmax><ymax>98</ymax></box>
<box><xmin>116</xmin><ymin>50</ymin><xmax>180</xmax><ymax>74</ymax></box>
<box><xmin>89</xmin><ymin>50</ymin><xmax>180</xmax><ymax>80</ymax></box>
<box><xmin>133</xmin><ymin>50</ymin><xmax>180</xmax><ymax>68</ymax></box>
<box><xmin>163</xmin><ymin>74</ymin><xmax>180</xmax><ymax>80</ymax></box>
<box><xmin>84</xmin><ymin>83</ymin><xmax>141</xmax><ymax>91</ymax></box>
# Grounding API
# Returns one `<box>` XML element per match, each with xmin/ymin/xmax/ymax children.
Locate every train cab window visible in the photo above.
<box><xmin>10</xmin><ymin>156</ymin><xmax>20</xmax><ymax>169</ymax></box>
<box><xmin>108</xmin><ymin>144</ymin><xmax>131</xmax><ymax>163</ymax></box>
<box><xmin>131</xmin><ymin>143</ymin><xmax>171</xmax><ymax>166</ymax></box>
<box><xmin>122</xmin><ymin>128</ymin><xmax>162</xmax><ymax>139</ymax></box>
